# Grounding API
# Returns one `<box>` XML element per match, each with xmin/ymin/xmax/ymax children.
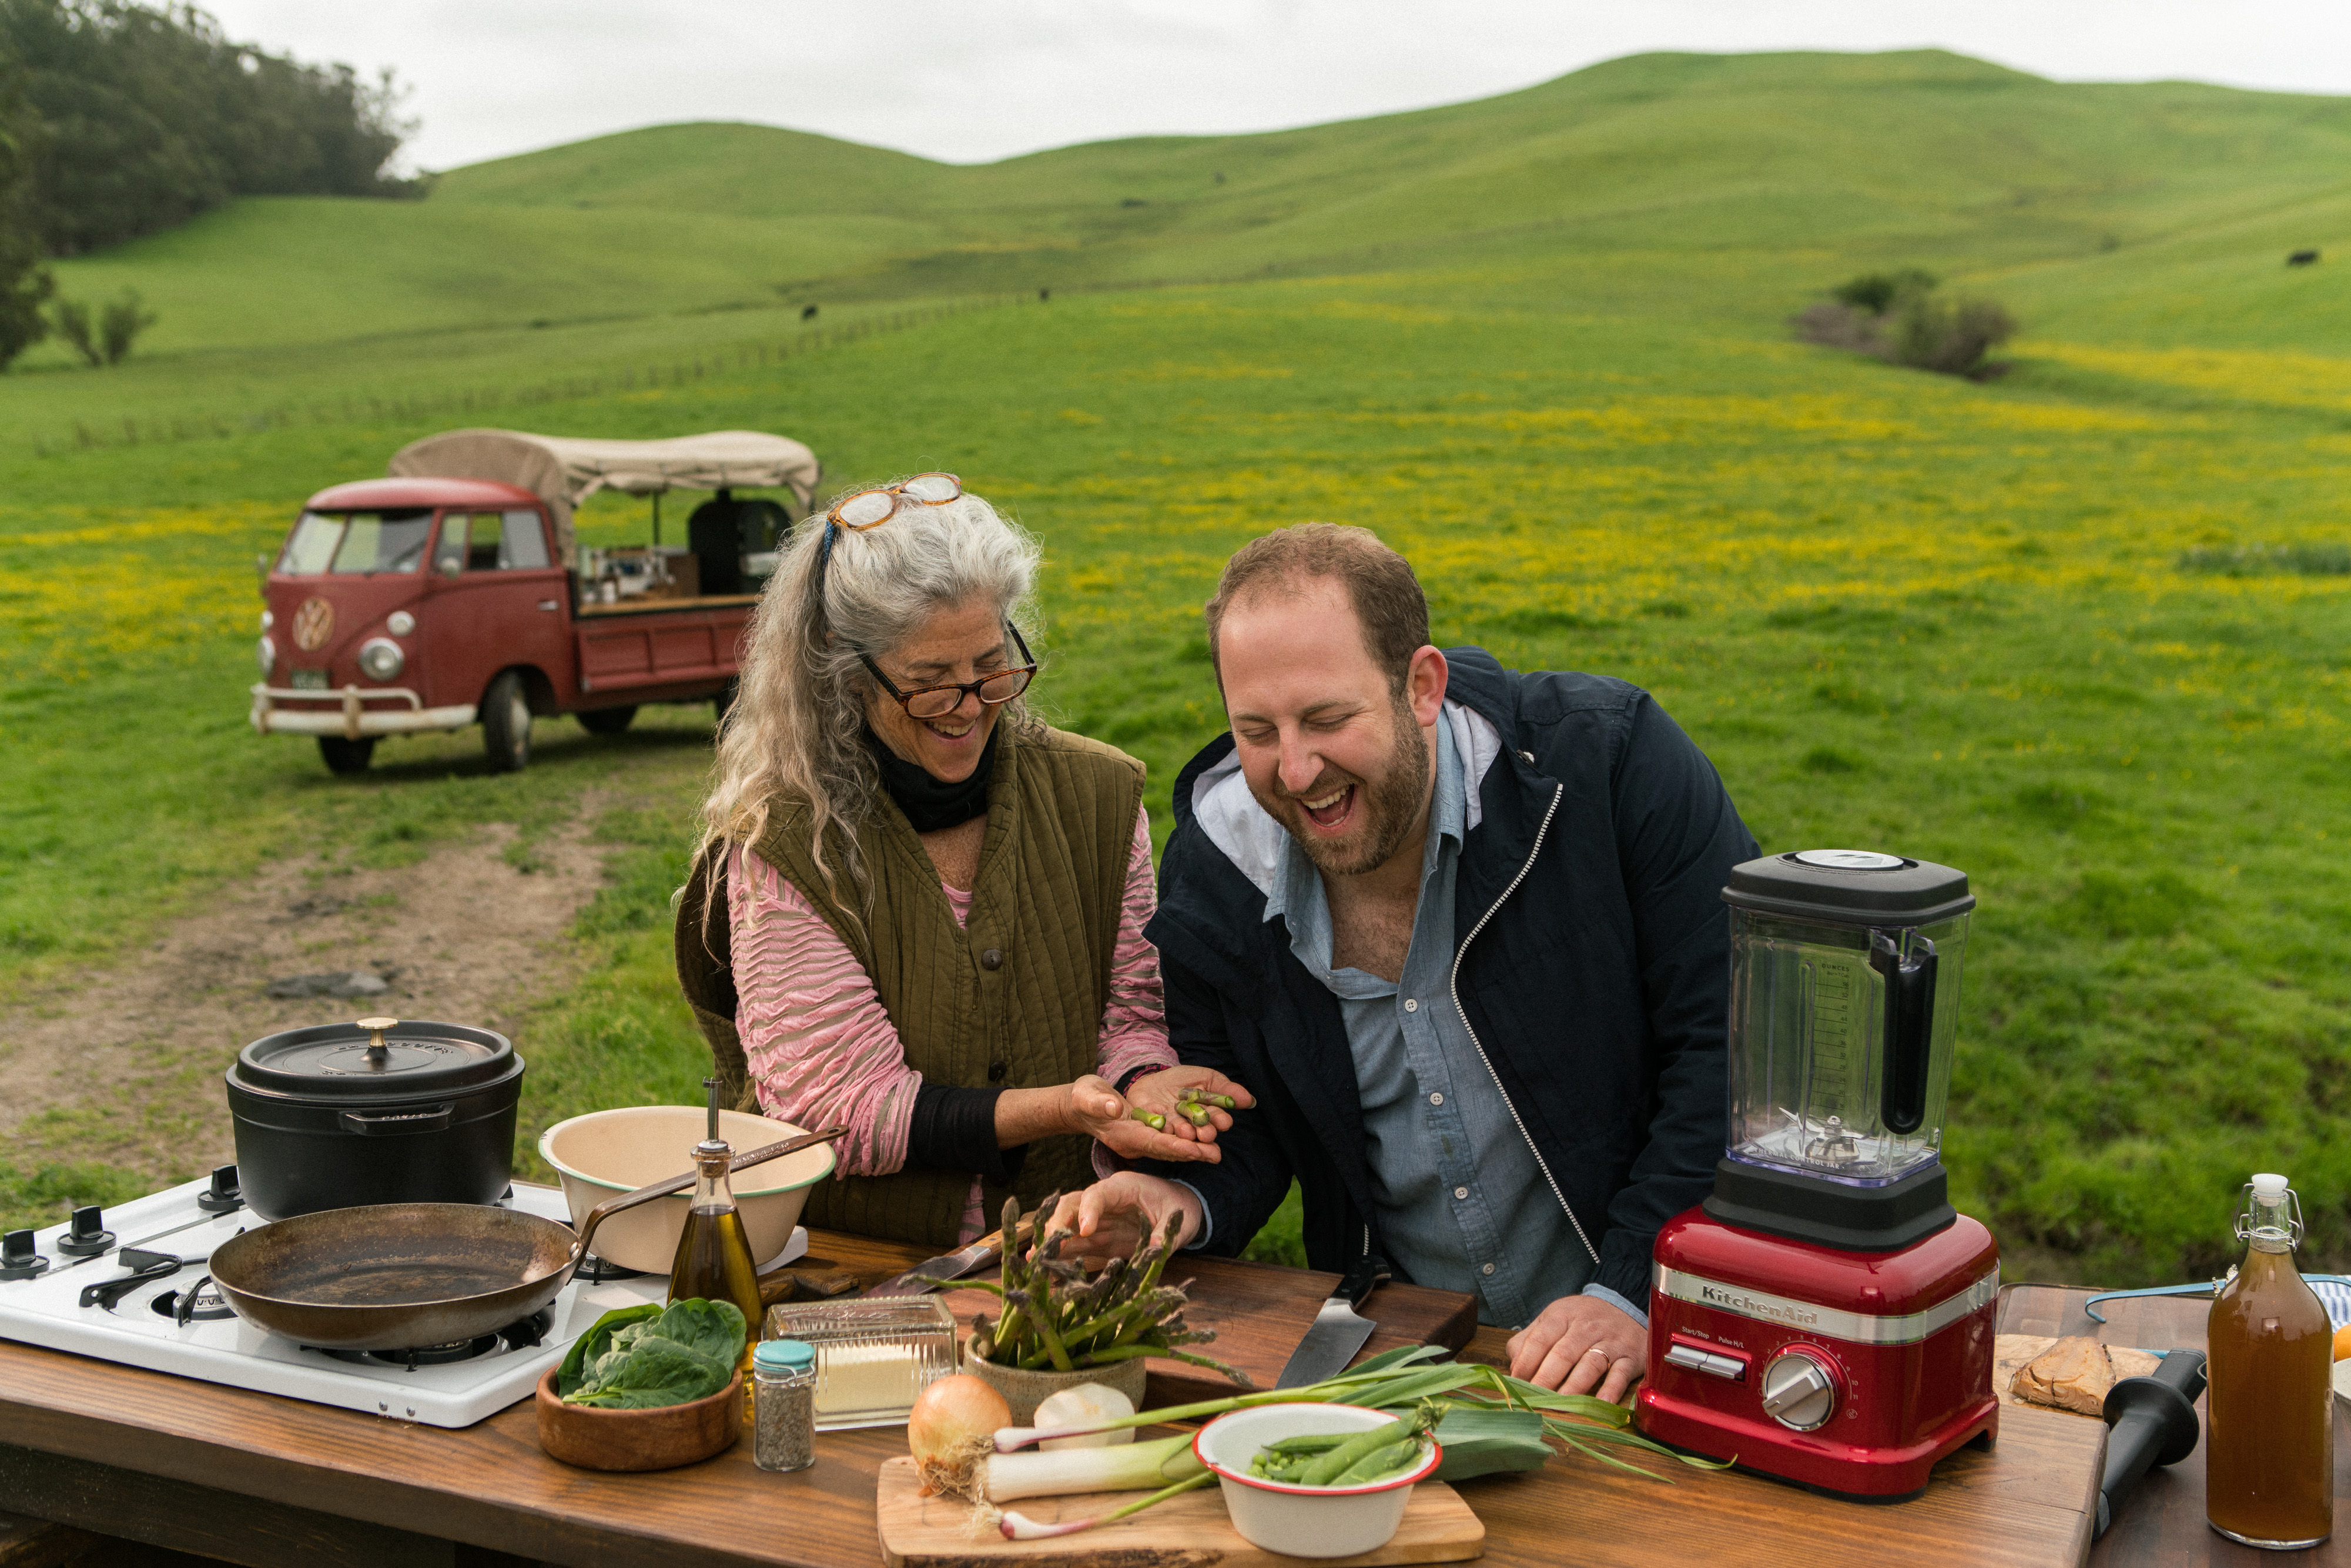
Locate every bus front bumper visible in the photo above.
<box><xmin>250</xmin><ymin>684</ymin><xmax>477</xmax><ymax>741</ymax></box>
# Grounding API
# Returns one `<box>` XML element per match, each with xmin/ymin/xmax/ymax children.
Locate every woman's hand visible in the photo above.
<box><xmin>1124</xmin><ymin>1066</ymin><xmax>1256</xmax><ymax>1148</ymax></box>
<box><xmin>1065</xmin><ymin>1071</ymin><xmax>1238</xmax><ymax>1165</ymax></box>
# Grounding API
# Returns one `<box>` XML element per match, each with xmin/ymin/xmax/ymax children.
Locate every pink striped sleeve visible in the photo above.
<box><xmin>1094</xmin><ymin>805</ymin><xmax>1174</xmax><ymax>1088</ymax></box>
<box><xmin>728</xmin><ymin>842</ymin><xmax>920</xmax><ymax>1177</ymax></box>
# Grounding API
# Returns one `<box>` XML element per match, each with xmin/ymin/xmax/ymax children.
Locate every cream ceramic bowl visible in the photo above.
<box><xmin>1193</xmin><ymin>1402</ymin><xmax>1439</xmax><ymax>1559</ymax></box>
<box><xmin>538</xmin><ymin>1106</ymin><xmax>836</xmax><ymax>1275</ymax></box>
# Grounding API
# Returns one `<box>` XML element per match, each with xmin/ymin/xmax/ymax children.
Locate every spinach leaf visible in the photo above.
<box><xmin>562</xmin><ymin>1334</ymin><xmax>730</xmax><ymax>1409</ymax></box>
<box><xmin>556</xmin><ymin>1303</ymin><xmax>661</xmax><ymax>1398</ymax></box>
<box><xmin>656</xmin><ymin>1298</ymin><xmax>747</xmax><ymax>1369</ymax></box>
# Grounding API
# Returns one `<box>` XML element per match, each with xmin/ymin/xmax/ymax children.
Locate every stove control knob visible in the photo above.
<box><xmin>1760</xmin><ymin>1351</ymin><xmax>1838</xmax><ymax>1432</ymax></box>
<box><xmin>196</xmin><ymin>1164</ymin><xmax>243</xmax><ymax>1216</ymax></box>
<box><xmin>55</xmin><ymin>1205</ymin><xmax>116</xmax><ymax>1257</ymax></box>
<box><xmin>0</xmin><ymin>1229</ymin><xmax>48</xmax><ymax>1281</ymax></box>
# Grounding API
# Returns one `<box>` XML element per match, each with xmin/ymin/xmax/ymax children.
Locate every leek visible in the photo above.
<box><xmin>976</xmin><ymin>1430</ymin><xmax>1205</xmax><ymax>1504</ymax></box>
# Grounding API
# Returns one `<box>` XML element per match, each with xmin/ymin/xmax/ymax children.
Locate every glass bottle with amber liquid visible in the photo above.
<box><xmin>670</xmin><ymin>1078</ymin><xmax>763</xmax><ymax>1378</ymax></box>
<box><xmin>2208</xmin><ymin>1171</ymin><xmax>2333</xmax><ymax>1550</ymax></box>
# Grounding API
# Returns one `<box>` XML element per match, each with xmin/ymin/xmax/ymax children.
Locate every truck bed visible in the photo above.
<box><xmin>574</xmin><ymin>593</ymin><xmax>758</xmax><ymax>698</ymax></box>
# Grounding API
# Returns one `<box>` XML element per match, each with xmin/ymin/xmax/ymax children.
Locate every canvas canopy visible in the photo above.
<box><xmin>389</xmin><ymin>428</ymin><xmax>822</xmax><ymax>564</ymax></box>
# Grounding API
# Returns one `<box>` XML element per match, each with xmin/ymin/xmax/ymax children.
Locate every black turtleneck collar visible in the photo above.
<box><xmin>863</xmin><ymin>722</ymin><xmax>999</xmax><ymax>832</ymax></box>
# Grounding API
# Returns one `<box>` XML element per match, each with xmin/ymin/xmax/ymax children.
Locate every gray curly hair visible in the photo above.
<box><xmin>698</xmin><ymin>485</ymin><xmax>1043</xmax><ymax>909</ymax></box>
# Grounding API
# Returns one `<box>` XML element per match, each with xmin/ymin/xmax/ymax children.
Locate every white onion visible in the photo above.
<box><xmin>1034</xmin><ymin>1383</ymin><xmax>1137</xmax><ymax>1450</ymax></box>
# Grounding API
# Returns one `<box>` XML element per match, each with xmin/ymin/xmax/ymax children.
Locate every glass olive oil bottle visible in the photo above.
<box><xmin>669</xmin><ymin>1079</ymin><xmax>763</xmax><ymax>1374</ymax></box>
<box><xmin>2207</xmin><ymin>1172</ymin><xmax>2333</xmax><ymax>1550</ymax></box>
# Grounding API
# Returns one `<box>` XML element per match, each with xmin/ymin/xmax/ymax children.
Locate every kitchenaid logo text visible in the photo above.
<box><xmin>1696</xmin><ymin>1284</ymin><xmax>1819</xmax><ymax>1328</ymax></box>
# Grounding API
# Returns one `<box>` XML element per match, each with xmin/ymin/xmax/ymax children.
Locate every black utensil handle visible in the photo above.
<box><xmin>337</xmin><ymin>1104</ymin><xmax>454</xmax><ymax>1135</ymax></box>
<box><xmin>2095</xmin><ymin>1349</ymin><xmax>2208</xmax><ymax>1540</ymax></box>
<box><xmin>1335</xmin><ymin>1251</ymin><xmax>1392</xmax><ymax>1309</ymax></box>
<box><xmin>1871</xmin><ymin>933</ymin><xmax>1938</xmax><ymax>1135</ymax></box>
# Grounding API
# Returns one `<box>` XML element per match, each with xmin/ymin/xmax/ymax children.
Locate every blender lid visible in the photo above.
<box><xmin>1723</xmin><ymin>850</ymin><xmax>1975</xmax><ymax>926</ymax></box>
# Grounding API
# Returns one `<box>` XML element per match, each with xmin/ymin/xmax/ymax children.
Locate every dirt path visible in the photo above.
<box><xmin>0</xmin><ymin>803</ymin><xmax>610</xmax><ymax>1177</ymax></box>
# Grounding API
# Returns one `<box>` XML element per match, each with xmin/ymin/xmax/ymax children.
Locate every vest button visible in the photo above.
<box><xmin>980</xmin><ymin>948</ymin><xmax>1003</xmax><ymax>970</ymax></box>
<box><xmin>987</xmin><ymin>1060</ymin><xmax>1008</xmax><ymax>1081</ymax></box>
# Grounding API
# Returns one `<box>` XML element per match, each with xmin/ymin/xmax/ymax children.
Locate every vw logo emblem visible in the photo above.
<box><xmin>292</xmin><ymin>597</ymin><xmax>335</xmax><ymax>652</ymax></box>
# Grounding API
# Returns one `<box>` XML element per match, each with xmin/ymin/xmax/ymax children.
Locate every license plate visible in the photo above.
<box><xmin>290</xmin><ymin>669</ymin><xmax>328</xmax><ymax>691</ymax></box>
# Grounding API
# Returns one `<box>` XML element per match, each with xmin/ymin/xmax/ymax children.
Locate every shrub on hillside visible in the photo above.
<box><xmin>1796</xmin><ymin>270</ymin><xmax>2016</xmax><ymax>381</ymax></box>
<box><xmin>50</xmin><ymin>286</ymin><xmax>153</xmax><ymax>366</ymax></box>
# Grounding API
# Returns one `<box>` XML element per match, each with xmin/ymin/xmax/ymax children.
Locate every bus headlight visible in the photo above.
<box><xmin>257</xmin><ymin>635</ymin><xmax>276</xmax><ymax>675</ymax></box>
<box><xmin>386</xmin><ymin>610</ymin><xmax>416</xmax><ymax>636</ymax></box>
<box><xmin>357</xmin><ymin>637</ymin><xmax>405</xmax><ymax>682</ymax></box>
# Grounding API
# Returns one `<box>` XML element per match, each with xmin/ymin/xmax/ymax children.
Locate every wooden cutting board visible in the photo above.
<box><xmin>875</xmin><ymin>1455</ymin><xmax>1485</xmax><ymax>1568</ymax></box>
<box><xmin>942</xmin><ymin>1255</ymin><xmax>1479</xmax><ymax>1406</ymax></box>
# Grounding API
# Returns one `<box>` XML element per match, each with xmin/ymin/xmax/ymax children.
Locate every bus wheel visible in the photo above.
<box><xmin>318</xmin><ymin>736</ymin><xmax>376</xmax><ymax>775</ymax></box>
<box><xmin>578</xmin><ymin>705</ymin><xmax>637</xmax><ymax>735</ymax></box>
<box><xmin>481</xmin><ymin>671</ymin><xmax>533</xmax><ymax>772</ymax></box>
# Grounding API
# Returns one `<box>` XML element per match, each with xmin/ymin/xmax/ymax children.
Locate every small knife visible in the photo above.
<box><xmin>865</xmin><ymin>1216</ymin><xmax>1032</xmax><ymax>1299</ymax></box>
<box><xmin>1276</xmin><ymin>1252</ymin><xmax>1392</xmax><ymax>1388</ymax></box>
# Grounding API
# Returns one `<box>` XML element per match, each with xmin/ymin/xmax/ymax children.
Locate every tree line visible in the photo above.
<box><xmin>0</xmin><ymin>0</ymin><xmax>418</xmax><ymax>368</ymax></box>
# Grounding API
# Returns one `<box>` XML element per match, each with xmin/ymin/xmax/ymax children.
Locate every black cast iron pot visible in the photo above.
<box><xmin>226</xmin><ymin>1017</ymin><xmax>525</xmax><ymax>1219</ymax></box>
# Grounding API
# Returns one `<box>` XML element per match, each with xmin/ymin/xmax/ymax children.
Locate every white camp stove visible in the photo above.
<box><xmin>0</xmin><ymin>1175</ymin><xmax>803</xmax><ymax>1428</ymax></box>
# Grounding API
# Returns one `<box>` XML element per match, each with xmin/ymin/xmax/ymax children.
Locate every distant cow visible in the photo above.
<box><xmin>801</xmin><ymin>304</ymin><xmax>820</xmax><ymax>320</ymax></box>
<box><xmin>2289</xmin><ymin>250</ymin><xmax>2321</xmax><ymax>266</ymax></box>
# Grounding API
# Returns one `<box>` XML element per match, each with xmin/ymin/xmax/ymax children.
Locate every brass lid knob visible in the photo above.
<box><xmin>356</xmin><ymin>1016</ymin><xmax>398</xmax><ymax>1063</ymax></box>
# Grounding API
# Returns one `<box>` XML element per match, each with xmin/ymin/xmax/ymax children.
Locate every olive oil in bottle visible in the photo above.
<box><xmin>2207</xmin><ymin>1172</ymin><xmax>2333</xmax><ymax>1550</ymax></box>
<box><xmin>669</xmin><ymin>1078</ymin><xmax>763</xmax><ymax>1373</ymax></box>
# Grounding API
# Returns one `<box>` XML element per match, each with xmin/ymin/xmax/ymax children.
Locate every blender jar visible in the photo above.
<box><xmin>1722</xmin><ymin>850</ymin><xmax>1974</xmax><ymax>1187</ymax></box>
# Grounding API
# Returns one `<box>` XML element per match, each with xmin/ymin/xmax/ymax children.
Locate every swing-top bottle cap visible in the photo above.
<box><xmin>2252</xmin><ymin>1172</ymin><xmax>2289</xmax><ymax>1198</ymax></box>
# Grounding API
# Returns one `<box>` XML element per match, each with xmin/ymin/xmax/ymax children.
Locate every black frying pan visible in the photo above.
<box><xmin>207</xmin><ymin>1126</ymin><xmax>842</xmax><ymax>1351</ymax></box>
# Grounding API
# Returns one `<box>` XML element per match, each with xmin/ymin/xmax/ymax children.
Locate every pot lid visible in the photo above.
<box><xmin>232</xmin><ymin>1017</ymin><xmax>518</xmax><ymax>1099</ymax></box>
<box><xmin>1722</xmin><ymin>850</ymin><xmax>1975</xmax><ymax>927</ymax></box>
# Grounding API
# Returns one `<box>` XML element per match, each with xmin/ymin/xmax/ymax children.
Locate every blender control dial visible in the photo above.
<box><xmin>1760</xmin><ymin>1351</ymin><xmax>1839</xmax><ymax>1431</ymax></box>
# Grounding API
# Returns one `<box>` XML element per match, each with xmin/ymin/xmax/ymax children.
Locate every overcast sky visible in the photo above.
<box><xmin>201</xmin><ymin>1</ymin><xmax>2351</xmax><ymax>173</ymax></box>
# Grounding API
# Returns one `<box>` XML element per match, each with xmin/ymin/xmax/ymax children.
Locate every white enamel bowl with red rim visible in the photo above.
<box><xmin>1193</xmin><ymin>1402</ymin><xmax>1441</xmax><ymax>1559</ymax></box>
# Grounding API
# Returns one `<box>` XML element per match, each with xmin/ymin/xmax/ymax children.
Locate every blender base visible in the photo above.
<box><xmin>1638</xmin><ymin>1202</ymin><xmax>2002</xmax><ymax>1500</ymax></box>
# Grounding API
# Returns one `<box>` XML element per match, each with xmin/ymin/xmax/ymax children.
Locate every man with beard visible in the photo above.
<box><xmin>1050</xmin><ymin>524</ymin><xmax>1756</xmax><ymax>1396</ymax></box>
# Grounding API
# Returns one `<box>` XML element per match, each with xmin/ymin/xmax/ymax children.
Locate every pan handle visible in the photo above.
<box><xmin>567</xmin><ymin>1125</ymin><xmax>846</xmax><ymax>1265</ymax></box>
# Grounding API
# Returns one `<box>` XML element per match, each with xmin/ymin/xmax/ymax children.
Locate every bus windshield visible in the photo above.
<box><xmin>277</xmin><ymin>511</ymin><xmax>433</xmax><ymax>575</ymax></box>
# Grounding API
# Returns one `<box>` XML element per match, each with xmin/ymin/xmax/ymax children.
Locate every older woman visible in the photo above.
<box><xmin>677</xmin><ymin>474</ymin><xmax>1251</xmax><ymax>1248</ymax></box>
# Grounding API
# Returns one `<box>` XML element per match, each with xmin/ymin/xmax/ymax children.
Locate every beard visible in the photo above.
<box><xmin>1252</xmin><ymin>698</ymin><xmax>1432</xmax><ymax>879</ymax></box>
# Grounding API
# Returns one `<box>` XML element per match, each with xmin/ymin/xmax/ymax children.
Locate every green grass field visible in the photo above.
<box><xmin>4</xmin><ymin>49</ymin><xmax>2349</xmax><ymax>1284</ymax></box>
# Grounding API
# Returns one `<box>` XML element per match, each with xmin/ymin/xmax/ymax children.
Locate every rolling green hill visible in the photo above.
<box><xmin>21</xmin><ymin>46</ymin><xmax>2351</xmax><ymax>372</ymax></box>
<box><xmin>5</xmin><ymin>49</ymin><xmax>2351</xmax><ymax>1284</ymax></box>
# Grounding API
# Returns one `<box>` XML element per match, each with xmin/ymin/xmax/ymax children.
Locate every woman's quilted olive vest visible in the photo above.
<box><xmin>675</xmin><ymin>722</ymin><xmax>1146</xmax><ymax>1248</ymax></box>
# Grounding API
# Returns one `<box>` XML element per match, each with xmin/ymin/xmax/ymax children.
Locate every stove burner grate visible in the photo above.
<box><xmin>572</xmin><ymin>1253</ymin><xmax>647</xmax><ymax>1283</ymax></box>
<box><xmin>152</xmin><ymin>1282</ymin><xmax>236</xmax><ymax>1323</ymax></box>
<box><xmin>309</xmin><ymin>1306</ymin><xmax>555</xmax><ymax>1369</ymax></box>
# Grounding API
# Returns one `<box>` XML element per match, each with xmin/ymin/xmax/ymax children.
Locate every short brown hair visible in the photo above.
<box><xmin>1204</xmin><ymin>523</ymin><xmax>1430</xmax><ymax>693</ymax></box>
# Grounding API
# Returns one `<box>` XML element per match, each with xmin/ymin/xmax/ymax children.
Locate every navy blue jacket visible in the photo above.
<box><xmin>1142</xmin><ymin>649</ymin><xmax>1758</xmax><ymax>1307</ymax></box>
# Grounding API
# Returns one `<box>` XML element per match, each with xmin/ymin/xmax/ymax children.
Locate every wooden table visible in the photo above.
<box><xmin>2003</xmin><ymin>1281</ymin><xmax>2351</xmax><ymax>1566</ymax></box>
<box><xmin>0</xmin><ymin>1239</ymin><xmax>2245</xmax><ymax>1568</ymax></box>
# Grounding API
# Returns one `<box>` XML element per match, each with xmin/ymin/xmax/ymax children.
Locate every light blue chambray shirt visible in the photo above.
<box><xmin>1257</xmin><ymin>717</ymin><xmax>1647</xmax><ymax>1331</ymax></box>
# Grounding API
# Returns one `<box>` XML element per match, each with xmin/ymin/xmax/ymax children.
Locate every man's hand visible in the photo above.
<box><xmin>1124</xmin><ymin>1066</ymin><xmax>1257</xmax><ymax>1147</ymax></box>
<box><xmin>1070</xmin><ymin>1074</ymin><xmax>1230</xmax><ymax>1165</ymax></box>
<box><xmin>1505</xmin><ymin>1294</ymin><xmax>1646</xmax><ymax>1402</ymax></box>
<box><xmin>1043</xmin><ymin>1173</ymin><xmax>1204</xmax><ymax>1264</ymax></box>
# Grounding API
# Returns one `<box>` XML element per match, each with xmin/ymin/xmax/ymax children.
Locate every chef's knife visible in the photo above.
<box><xmin>865</xmin><ymin>1215</ymin><xmax>1033</xmax><ymax>1298</ymax></box>
<box><xmin>1276</xmin><ymin>1252</ymin><xmax>1391</xmax><ymax>1388</ymax></box>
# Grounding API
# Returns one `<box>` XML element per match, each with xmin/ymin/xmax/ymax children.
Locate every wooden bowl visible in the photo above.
<box><xmin>534</xmin><ymin>1367</ymin><xmax>743</xmax><ymax>1472</ymax></box>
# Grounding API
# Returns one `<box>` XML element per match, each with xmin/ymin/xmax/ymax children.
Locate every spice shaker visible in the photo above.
<box><xmin>753</xmin><ymin>1338</ymin><xmax>818</xmax><ymax>1473</ymax></box>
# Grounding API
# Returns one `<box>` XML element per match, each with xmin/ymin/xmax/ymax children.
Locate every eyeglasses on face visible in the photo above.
<box><xmin>859</xmin><ymin>621</ymin><xmax>1037</xmax><ymax>720</ymax></box>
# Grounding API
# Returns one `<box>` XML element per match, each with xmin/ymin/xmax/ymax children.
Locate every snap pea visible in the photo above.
<box><xmin>1332</xmin><ymin>1438</ymin><xmax>1422</xmax><ymax>1485</ymax></box>
<box><xmin>1298</xmin><ymin>1412</ymin><xmax>1428</xmax><ymax>1487</ymax></box>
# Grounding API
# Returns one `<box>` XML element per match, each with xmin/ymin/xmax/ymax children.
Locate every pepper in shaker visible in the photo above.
<box><xmin>753</xmin><ymin>1338</ymin><xmax>818</xmax><ymax>1472</ymax></box>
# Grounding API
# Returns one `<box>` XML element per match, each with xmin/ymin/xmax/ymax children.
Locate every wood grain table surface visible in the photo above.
<box><xmin>0</xmin><ymin>1232</ymin><xmax>2257</xmax><ymax>1568</ymax></box>
<box><xmin>2002</xmin><ymin>1281</ymin><xmax>2351</xmax><ymax>1566</ymax></box>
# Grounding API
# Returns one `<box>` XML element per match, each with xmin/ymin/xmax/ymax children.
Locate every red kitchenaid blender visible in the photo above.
<box><xmin>1635</xmin><ymin>850</ymin><xmax>1999</xmax><ymax>1500</ymax></box>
